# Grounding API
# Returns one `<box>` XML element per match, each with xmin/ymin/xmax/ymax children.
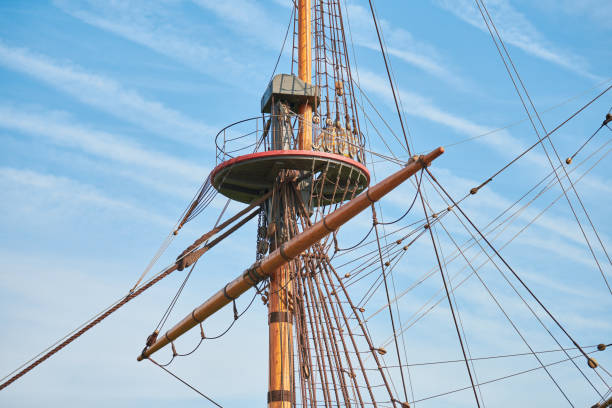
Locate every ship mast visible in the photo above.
<box><xmin>133</xmin><ymin>0</ymin><xmax>444</xmax><ymax>405</ymax></box>
<box><xmin>138</xmin><ymin>0</ymin><xmax>443</xmax><ymax>408</ymax></box>
<box><xmin>268</xmin><ymin>2</ymin><xmax>311</xmax><ymax>406</ymax></box>
<box><xmin>3</xmin><ymin>2</ymin><xmax>611</xmax><ymax>406</ymax></box>
<box><xmin>135</xmin><ymin>1</ymin><xmax>443</xmax><ymax>405</ymax></box>
<box><xmin>297</xmin><ymin>0</ymin><xmax>312</xmax><ymax>151</ymax></box>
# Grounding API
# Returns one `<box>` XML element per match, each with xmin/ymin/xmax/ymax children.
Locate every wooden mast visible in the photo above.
<box><xmin>297</xmin><ymin>0</ymin><xmax>312</xmax><ymax>151</ymax></box>
<box><xmin>267</xmin><ymin>188</ymin><xmax>295</xmax><ymax>407</ymax></box>
<box><xmin>135</xmin><ymin>5</ymin><xmax>444</xmax><ymax>408</ymax></box>
<box><xmin>268</xmin><ymin>3</ymin><xmax>311</xmax><ymax>406</ymax></box>
<box><xmin>267</xmin><ymin>252</ymin><xmax>294</xmax><ymax>408</ymax></box>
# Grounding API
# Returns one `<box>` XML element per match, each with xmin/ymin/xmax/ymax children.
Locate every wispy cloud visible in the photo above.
<box><xmin>433</xmin><ymin>0</ymin><xmax>602</xmax><ymax>81</ymax></box>
<box><xmin>0</xmin><ymin>251</ymin><xmax>269</xmax><ymax>405</ymax></box>
<box><xmin>192</xmin><ymin>0</ymin><xmax>286</xmax><ymax>50</ymax></box>
<box><xmin>535</xmin><ymin>0</ymin><xmax>612</xmax><ymax>31</ymax></box>
<box><xmin>44</xmin><ymin>148</ymin><xmax>200</xmax><ymax>200</ymax></box>
<box><xmin>345</xmin><ymin>3</ymin><xmax>471</xmax><ymax>90</ymax></box>
<box><xmin>357</xmin><ymin>69</ymin><xmax>544</xmax><ymax>165</ymax></box>
<box><xmin>429</xmin><ymin>166</ymin><xmax>611</xmax><ymax>272</ymax></box>
<box><xmin>0</xmin><ymin>167</ymin><xmax>173</xmax><ymax>226</ymax></box>
<box><xmin>215</xmin><ymin>0</ymin><xmax>471</xmax><ymax>90</ymax></box>
<box><xmin>0</xmin><ymin>105</ymin><xmax>208</xmax><ymax>183</ymax></box>
<box><xmin>0</xmin><ymin>40</ymin><xmax>215</xmax><ymax>147</ymax></box>
<box><xmin>53</xmin><ymin>0</ymin><xmax>254</xmax><ymax>83</ymax></box>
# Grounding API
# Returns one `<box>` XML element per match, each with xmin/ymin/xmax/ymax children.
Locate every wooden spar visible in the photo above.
<box><xmin>297</xmin><ymin>0</ymin><xmax>312</xmax><ymax>151</ymax></box>
<box><xmin>268</xmin><ymin>262</ymin><xmax>293</xmax><ymax>408</ymax></box>
<box><xmin>137</xmin><ymin>146</ymin><xmax>444</xmax><ymax>361</ymax></box>
<box><xmin>269</xmin><ymin>3</ymin><xmax>312</xmax><ymax>406</ymax></box>
<box><xmin>598</xmin><ymin>395</ymin><xmax>612</xmax><ymax>408</ymax></box>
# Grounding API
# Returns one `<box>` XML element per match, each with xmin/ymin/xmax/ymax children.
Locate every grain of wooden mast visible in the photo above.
<box><xmin>137</xmin><ymin>146</ymin><xmax>444</xmax><ymax>362</ymax></box>
<box><xmin>297</xmin><ymin>0</ymin><xmax>312</xmax><ymax>151</ymax></box>
<box><xmin>269</xmin><ymin>2</ymin><xmax>312</xmax><ymax>406</ymax></box>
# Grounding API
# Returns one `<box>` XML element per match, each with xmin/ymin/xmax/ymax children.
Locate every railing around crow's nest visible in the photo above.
<box><xmin>214</xmin><ymin>112</ymin><xmax>366</xmax><ymax>166</ymax></box>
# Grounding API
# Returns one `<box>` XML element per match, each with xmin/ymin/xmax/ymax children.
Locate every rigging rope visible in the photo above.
<box><xmin>0</xmin><ymin>263</ymin><xmax>178</xmax><ymax>391</ymax></box>
<box><xmin>129</xmin><ymin>176</ymin><xmax>215</xmax><ymax>293</ymax></box>
<box><xmin>152</xmin><ymin>287</ymin><xmax>261</xmax><ymax>368</ymax></box>
<box><xmin>376</xmin><ymin>344</ymin><xmax>610</xmax><ymax>368</ymax></box>
<box><xmin>155</xmin><ymin>198</ymin><xmax>232</xmax><ymax>334</ymax></box>
<box><xmin>367</xmin><ymin>0</ymin><xmax>412</xmax><ymax>156</ymax></box>
<box><xmin>410</xmin><ymin>347</ymin><xmax>609</xmax><ymax>405</ymax></box>
<box><xmin>360</xmin><ymin>138</ymin><xmax>609</xmax><ymax>386</ymax></box>
<box><xmin>0</xmin><ymin>192</ymin><xmax>265</xmax><ymax>392</ymax></box>
<box><xmin>269</xmin><ymin>4</ymin><xmax>295</xmax><ymax>83</ymax></box>
<box><xmin>430</xmin><ymin>188</ymin><xmax>602</xmax><ymax>399</ymax></box>
<box><xmin>417</xmin><ymin>181</ymin><xmax>482</xmax><ymax>407</ymax></box>
<box><xmin>427</xmin><ymin>169</ymin><xmax>603</xmax><ymax>369</ymax></box>
<box><xmin>465</xmin><ymin>85</ymin><xmax>610</xmax><ymax>199</ymax></box>
<box><xmin>379</xmin><ymin>142</ymin><xmax>611</xmax><ymax>346</ymax></box>
<box><xmin>474</xmin><ymin>0</ymin><xmax>612</xmax><ymax>295</ymax></box>
<box><xmin>442</xmin><ymin>79</ymin><xmax>612</xmax><ymax>149</ymax></box>
<box><xmin>371</xmin><ymin>204</ymin><xmax>410</xmax><ymax>402</ymax></box>
<box><xmin>149</xmin><ymin>357</ymin><xmax>224</xmax><ymax>407</ymax></box>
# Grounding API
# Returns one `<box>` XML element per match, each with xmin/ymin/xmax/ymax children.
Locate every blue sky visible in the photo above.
<box><xmin>0</xmin><ymin>1</ymin><xmax>611</xmax><ymax>407</ymax></box>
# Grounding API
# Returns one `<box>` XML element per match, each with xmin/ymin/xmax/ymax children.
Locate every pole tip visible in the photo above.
<box><xmin>421</xmin><ymin>146</ymin><xmax>445</xmax><ymax>165</ymax></box>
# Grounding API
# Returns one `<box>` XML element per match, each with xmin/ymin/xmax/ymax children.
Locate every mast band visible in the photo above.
<box><xmin>267</xmin><ymin>389</ymin><xmax>295</xmax><ymax>403</ymax></box>
<box><xmin>268</xmin><ymin>311</ymin><xmax>292</xmax><ymax>324</ymax></box>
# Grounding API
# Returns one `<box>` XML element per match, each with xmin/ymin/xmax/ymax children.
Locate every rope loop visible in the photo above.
<box><xmin>223</xmin><ymin>284</ymin><xmax>235</xmax><ymax>301</ymax></box>
<box><xmin>191</xmin><ymin>310</ymin><xmax>202</xmax><ymax>324</ymax></box>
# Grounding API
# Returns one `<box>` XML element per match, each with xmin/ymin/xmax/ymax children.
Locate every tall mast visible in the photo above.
<box><xmin>135</xmin><ymin>1</ymin><xmax>444</xmax><ymax>406</ymax></box>
<box><xmin>297</xmin><ymin>0</ymin><xmax>312</xmax><ymax>151</ymax></box>
<box><xmin>268</xmin><ymin>2</ymin><xmax>311</xmax><ymax>407</ymax></box>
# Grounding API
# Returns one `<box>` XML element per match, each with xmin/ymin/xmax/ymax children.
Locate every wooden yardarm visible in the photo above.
<box><xmin>136</xmin><ymin>148</ymin><xmax>444</xmax><ymax>365</ymax></box>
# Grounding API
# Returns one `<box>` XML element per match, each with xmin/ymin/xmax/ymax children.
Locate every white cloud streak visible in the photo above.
<box><xmin>0</xmin><ymin>167</ymin><xmax>173</xmax><ymax>226</ymax></box>
<box><xmin>345</xmin><ymin>3</ymin><xmax>471</xmax><ymax>90</ymax></box>
<box><xmin>0</xmin><ymin>105</ymin><xmax>208</xmax><ymax>184</ymax></box>
<box><xmin>53</xmin><ymin>0</ymin><xmax>252</xmax><ymax>83</ymax></box>
<box><xmin>428</xmin><ymin>166</ymin><xmax>611</xmax><ymax>272</ymax></box>
<box><xmin>357</xmin><ymin>69</ymin><xmax>544</xmax><ymax>166</ymax></box>
<box><xmin>0</xmin><ymin>40</ymin><xmax>214</xmax><ymax>147</ymax></box>
<box><xmin>534</xmin><ymin>0</ymin><xmax>612</xmax><ymax>30</ymax></box>
<box><xmin>433</xmin><ymin>0</ymin><xmax>602</xmax><ymax>81</ymax></box>
<box><xmin>192</xmin><ymin>0</ymin><xmax>285</xmax><ymax>50</ymax></box>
